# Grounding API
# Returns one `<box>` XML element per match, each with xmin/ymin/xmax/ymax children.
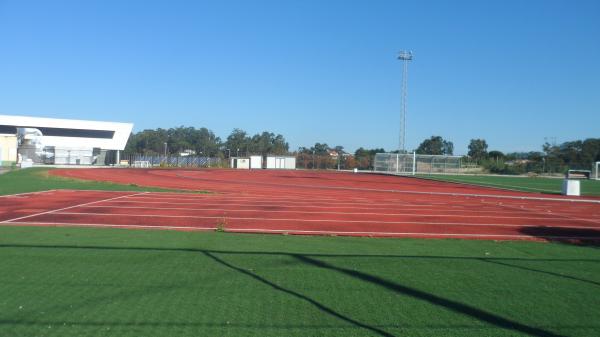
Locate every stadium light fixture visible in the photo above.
<box><xmin>397</xmin><ymin>50</ymin><xmax>412</xmax><ymax>153</ymax></box>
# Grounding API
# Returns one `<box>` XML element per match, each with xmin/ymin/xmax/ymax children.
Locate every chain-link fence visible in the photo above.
<box><xmin>126</xmin><ymin>154</ymin><xmax>222</xmax><ymax>168</ymax></box>
<box><xmin>374</xmin><ymin>153</ymin><xmax>462</xmax><ymax>175</ymax></box>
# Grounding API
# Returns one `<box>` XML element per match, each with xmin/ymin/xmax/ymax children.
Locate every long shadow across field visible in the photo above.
<box><xmin>1</xmin><ymin>243</ymin><xmax>593</xmax><ymax>337</ymax></box>
<box><xmin>203</xmin><ymin>252</ymin><xmax>395</xmax><ymax>337</ymax></box>
<box><xmin>482</xmin><ymin>259</ymin><xmax>600</xmax><ymax>287</ymax></box>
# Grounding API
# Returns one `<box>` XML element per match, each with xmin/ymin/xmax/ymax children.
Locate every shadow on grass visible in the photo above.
<box><xmin>2</xmin><ymin>244</ymin><xmax>598</xmax><ymax>262</ymax></box>
<box><xmin>204</xmin><ymin>252</ymin><xmax>396</xmax><ymax>337</ymax></box>
<box><xmin>481</xmin><ymin>259</ymin><xmax>600</xmax><ymax>287</ymax></box>
<box><xmin>294</xmin><ymin>255</ymin><xmax>566</xmax><ymax>337</ymax></box>
<box><xmin>519</xmin><ymin>226</ymin><xmax>600</xmax><ymax>247</ymax></box>
<box><xmin>0</xmin><ymin>243</ymin><xmax>589</xmax><ymax>337</ymax></box>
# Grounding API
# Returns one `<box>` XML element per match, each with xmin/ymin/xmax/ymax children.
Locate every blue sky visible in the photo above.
<box><xmin>0</xmin><ymin>0</ymin><xmax>598</xmax><ymax>154</ymax></box>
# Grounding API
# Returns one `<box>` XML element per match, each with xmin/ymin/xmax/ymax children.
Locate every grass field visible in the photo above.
<box><xmin>418</xmin><ymin>174</ymin><xmax>600</xmax><ymax>197</ymax></box>
<box><xmin>1</xmin><ymin>226</ymin><xmax>599</xmax><ymax>337</ymax></box>
<box><xmin>0</xmin><ymin>168</ymin><xmax>195</xmax><ymax>196</ymax></box>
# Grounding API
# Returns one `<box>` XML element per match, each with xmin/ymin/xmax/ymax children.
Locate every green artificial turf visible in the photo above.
<box><xmin>0</xmin><ymin>168</ymin><xmax>200</xmax><ymax>195</ymax></box>
<box><xmin>0</xmin><ymin>226</ymin><xmax>598</xmax><ymax>337</ymax></box>
<box><xmin>418</xmin><ymin>174</ymin><xmax>600</xmax><ymax>196</ymax></box>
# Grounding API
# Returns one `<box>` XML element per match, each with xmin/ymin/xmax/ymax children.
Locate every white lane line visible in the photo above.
<box><xmin>0</xmin><ymin>192</ymin><xmax>148</xmax><ymax>223</ymax></box>
<box><xmin>103</xmin><ymin>199</ymin><xmax>571</xmax><ymax>215</ymax></box>
<box><xmin>45</xmin><ymin>211</ymin><xmax>600</xmax><ymax>229</ymax></box>
<box><xmin>125</xmin><ymin>194</ymin><xmax>357</xmax><ymax>203</ymax></box>
<box><xmin>107</xmin><ymin>198</ymin><xmax>494</xmax><ymax>209</ymax></box>
<box><xmin>0</xmin><ymin>189</ymin><xmax>57</xmax><ymax>198</ymax></box>
<box><xmin>1</xmin><ymin>221</ymin><xmax>216</xmax><ymax>231</ymax></box>
<box><xmin>480</xmin><ymin>200</ymin><xmax>600</xmax><ymax>225</ymax></box>
<box><xmin>123</xmin><ymin>196</ymin><xmax>431</xmax><ymax>207</ymax></box>
<box><xmin>75</xmin><ymin>204</ymin><xmax>597</xmax><ymax>222</ymax></box>
<box><xmin>4</xmin><ymin>221</ymin><xmax>600</xmax><ymax>240</ymax></box>
<box><xmin>171</xmin><ymin>172</ymin><xmax>600</xmax><ymax>204</ymax></box>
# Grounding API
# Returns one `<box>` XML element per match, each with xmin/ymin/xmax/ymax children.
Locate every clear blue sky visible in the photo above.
<box><xmin>0</xmin><ymin>0</ymin><xmax>598</xmax><ymax>154</ymax></box>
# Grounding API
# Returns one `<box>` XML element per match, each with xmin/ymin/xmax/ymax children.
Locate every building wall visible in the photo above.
<box><xmin>0</xmin><ymin>114</ymin><xmax>133</xmax><ymax>150</ymax></box>
<box><xmin>266</xmin><ymin>156</ymin><xmax>296</xmax><ymax>169</ymax></box>
<box><xmin>0</xmin><ymin>135</ymin><xmax>18</xmax><ymax>165</ymax></box>
<box><xmin>250</xmin><ymin>156</ymin><xmax>262</xmax><ymax>169</ymax></box>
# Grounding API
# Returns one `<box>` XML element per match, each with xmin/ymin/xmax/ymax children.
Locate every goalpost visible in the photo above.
<box><xmin>374</xmin><ymin>152</ymin><xmax>461</xmax><ymax>175</ymax></box>
<box><xmin>594</xmin><ymin>161</ymin><xmax>600</xmax><ymax>180</ymax></box>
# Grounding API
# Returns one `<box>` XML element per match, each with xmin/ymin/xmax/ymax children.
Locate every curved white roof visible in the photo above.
<box><xmin>0</xmin><ymin>114</ymin><xmax>133</xmax><ymax>150</ymax></box>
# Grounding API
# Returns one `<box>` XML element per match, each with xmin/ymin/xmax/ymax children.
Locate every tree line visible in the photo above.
<box><xmin>466</xmin><ymin>137</ymin><xmax>600</xmax><ymax>174</ymax></box>
<box><xmin>124</xmin><ymin>127</ymin><xmax>289</xmax><ymax>158</ymax></box>
<box><xmin>124</xmin><ymin>127</ymin><xmax>599</xmax><ymax>173</ymax></box>
<box><xmin>412</xmin><ymin>135</ymin><xmax>599</xmax><ymax>174</ymax></box>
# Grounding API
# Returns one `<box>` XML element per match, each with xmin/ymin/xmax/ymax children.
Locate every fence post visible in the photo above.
<box><xmin>430</xmin><ymin>156</ymin><xmax>433</xmax><ymax>174</ymax></box>
<box><xmin>412</xmin><ymin>151</ymin><xmax>416</xmax><ymax>175</ymax></box>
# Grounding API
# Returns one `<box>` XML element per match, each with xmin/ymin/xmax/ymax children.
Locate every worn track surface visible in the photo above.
<box><xmin>1</xmin><ymin>169</ymin><xmax>598</xmax><ymax>241</ymax></box>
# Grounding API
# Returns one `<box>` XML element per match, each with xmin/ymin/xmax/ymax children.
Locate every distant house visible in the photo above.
<box><xmin>179</xmin><ymin>149</ymin><xmax>196</xmax><ymax>157</ymax></box>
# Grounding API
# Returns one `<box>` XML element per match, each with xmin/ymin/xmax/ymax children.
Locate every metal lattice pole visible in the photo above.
<box><xmin>398</xmin><ymin>51</ymin><xmax>412</xmax><ymax>153</ymax></box>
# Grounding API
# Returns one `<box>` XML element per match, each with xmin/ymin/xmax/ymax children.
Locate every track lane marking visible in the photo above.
<box><xmin>0</xmin><ymin>192</ymin><xmax>148</xmax><ymax>223</ymax></box>
<box><xmin>40</xmin><ymin>211</ymin><xmax>600</xmax><ymax>229</ymax></box>
<box><xmin>0</xmin><ymin>189</ymin><xmax>57</xmax><ymax>198</ymax></box>
<box><xmin>73</xmin><ymin>204</ymin><xmax>600</xmax><ymax>223</ymax></box>
<box><xmin>171</xmin><ymin>172</ymin><xmax>600</xmax><ymax>204</ymax></box>
<box><xmin>4</xmin><ymin>221</ymin><xmax>600</xmax><ymax>240</ymax></box>
<box><xmin>101</xmin><ymin>200</ymin><xmax>600</xmax><ymax>217</ymax></box>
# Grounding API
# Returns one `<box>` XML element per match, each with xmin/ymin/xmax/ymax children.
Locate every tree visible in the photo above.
<box><xmin>468</xmin><ymin>139</ymin><xmax>488</xmax><ymax>162</ymax></box>
<box><xmin>225</xmin><ymin>129</ymin><xmax>251</xmax><ymax>157</ymax></box>
<box><xmin>354</xmin><ymin>147</ymin><xmax>385</xmax><ymax>170</ymax></box>
<box><xmin>247</xmin><ymin>132</ymin><xmax>289</xmax><ymax>156</ymax></box>
<box><xmin>416</xmin><ymin>136</ymin><xmax>454</xmax><ymax>155</ymax></box>
<box><xmin>487</xmin><ymin>150</ymin><xmax>504</xmax><ymax>164</ymax></box>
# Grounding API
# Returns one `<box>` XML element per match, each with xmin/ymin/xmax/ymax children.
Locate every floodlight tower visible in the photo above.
<box><xmin>397</xmin><ymin>50</ymin><xmax>412</xmax><ymax>153</ymax></box>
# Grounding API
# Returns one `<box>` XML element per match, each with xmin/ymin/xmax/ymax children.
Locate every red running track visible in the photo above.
<box><xmin>0</xmin><ymin>168</ymin><xmax>598</xmax><ymax>241</ymax></box>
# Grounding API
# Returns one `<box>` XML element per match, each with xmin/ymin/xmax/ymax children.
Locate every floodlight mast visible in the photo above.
<box><xmin>397</xmin><ymin>50</ymin><xmax>412</xmax><ymax>153</ymax></box>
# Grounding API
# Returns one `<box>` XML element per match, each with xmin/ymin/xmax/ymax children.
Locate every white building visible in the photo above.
<box><xmin>266</xmin><ymin>156</ymin><xmax>296</xmax><ymax>169</ymax></box>
<box><xmin>230</xmin><ymin>157</ymin><xmax>250</xmax><ymax>169</ymax></box>
<box><xmin>0</xmin><ymin>114</ymin><xmax>133</xmax><ymax>166</ymax></box>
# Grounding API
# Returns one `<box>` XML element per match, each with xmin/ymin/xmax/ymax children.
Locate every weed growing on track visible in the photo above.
<box><xmin>215</xmin><ymin>218</ymin><xmax>227</xmax><ymax>232</ymax></box>
<box><xmin>1</xmin><ymin>226</ymin><xmax>599</xmax><ymax>337</ymax></box>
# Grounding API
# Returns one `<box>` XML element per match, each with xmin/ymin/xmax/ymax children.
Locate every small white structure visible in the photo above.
<box><xmin>230</xmin><ymin>157</ymin><xmax>250</xmax><ymax>169</ymax></box>
<box><xmin>562</xmin><ymin>179</ymin><xmax>580</xmax><ymax>196</ymax></box>
<box><xmin>266</xmin><ymin>156</ymin><xmax>296</xmax><ymax>169</ymax></box>
<box><xmin>250</xmin><ymin>155</ymin><xmax>263</xmax><ymax>169</ymax></box>
<box><xmin>0</xmin><ymin>130</ymin><xmax>17</xmax><ymax>166</ymax></box>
